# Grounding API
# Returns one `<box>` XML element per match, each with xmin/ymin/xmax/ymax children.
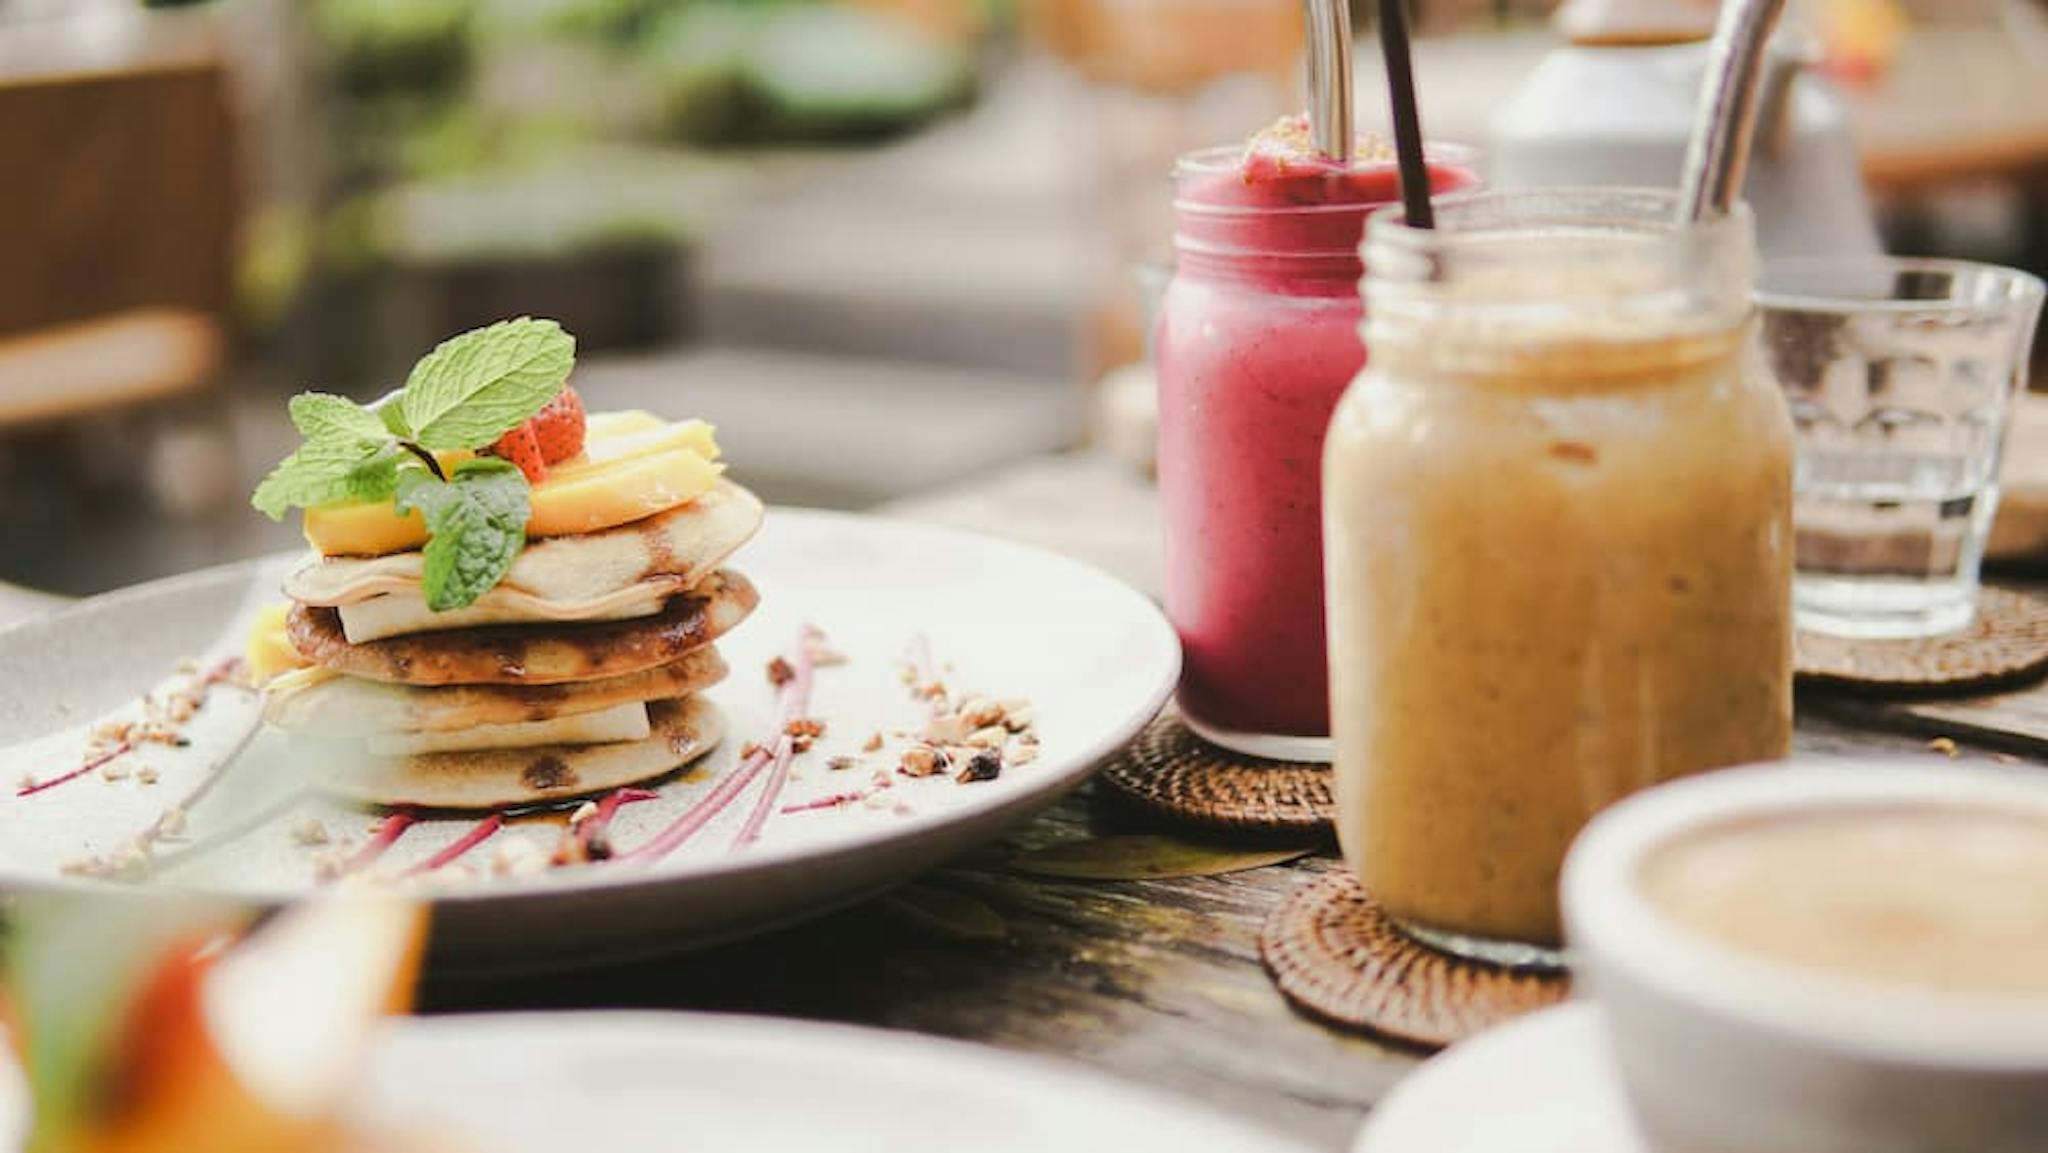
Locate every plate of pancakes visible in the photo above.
<box><xmin>0</xmin><ymin>426</ymin><xmax>1177</xmax><ymax>973</ymax></box>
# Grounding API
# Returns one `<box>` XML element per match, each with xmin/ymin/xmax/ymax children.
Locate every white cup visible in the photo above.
<box><xmin>1561</xmin><ymin>760</ymin><xmax>2048</xmax><ymax>1153</ymax></box>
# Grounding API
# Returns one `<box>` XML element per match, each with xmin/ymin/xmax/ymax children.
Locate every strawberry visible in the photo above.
<box><xmin>488</xmin><ymin>423</ymin><xmax>548</xmax><ymax>484</ymax></box>
<box><xmin>530</xmin><ymin>384</ymin><xmax>586</xmax><ymax>464</ymax></box>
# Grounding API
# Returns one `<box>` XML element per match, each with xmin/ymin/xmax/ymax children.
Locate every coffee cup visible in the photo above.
<box><xmin>1561</xmin><ymin>760</ymin><xmax>2048</xmax><ymax>1153</ymax></box>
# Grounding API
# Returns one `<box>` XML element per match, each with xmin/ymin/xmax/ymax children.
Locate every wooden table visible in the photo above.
<box><xmin>391</xmin><ymin>452</ymin><xmax>1970</xmax><ymax>1152</ymax></box>
<box><xmin>0</xmin><ymin>451</ymin><xmax>2003</xmax><ymax>1149</ymax></box>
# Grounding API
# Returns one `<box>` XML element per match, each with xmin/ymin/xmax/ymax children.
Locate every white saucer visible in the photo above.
<box><xmin>1353</xmin><ymin>1003</ymin><xmax>1649</xmax><ymax>1153</ymax></box>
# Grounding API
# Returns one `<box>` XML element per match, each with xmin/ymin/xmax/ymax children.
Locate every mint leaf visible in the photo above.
<box><xmin>288</xmin><ymin>392</ymin><xmax>387</xmax><ymax>446</ymax></box>
<box><xmin>394</xmin><ymin>458</ymin><xmax>532</xmax><ymax>610</ymax></box>
<box><xmin>398</xmin><ymin>318</ymin><xmax>575</xmax><ymax>451</ymax></box>
<box><xmin>251</xmin><ymin>441</ymin><xmax>403</xmax><ymax>520</ymax></box>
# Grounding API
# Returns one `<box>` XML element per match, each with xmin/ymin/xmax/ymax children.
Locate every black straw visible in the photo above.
<box><xmin>1375</xmin><ymin>0</ymin><xmax>1433</xmax><ymax>229</ymax></box>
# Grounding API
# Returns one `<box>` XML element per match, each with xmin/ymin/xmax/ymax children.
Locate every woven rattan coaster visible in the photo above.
<box><xmin>1260</xmin><ymin>872</ymin><xmax>1570</xmax><ymax>1050</ymax></box>
<box><xmin>1795</xmin><ymin>587</ymin><xmax>2048</xmax><ymax>692</ymax></box>
<box><xmin>1099</xmin><ymin>713</ymin><xmax>1334</xmax><ymax>834</ymax></box>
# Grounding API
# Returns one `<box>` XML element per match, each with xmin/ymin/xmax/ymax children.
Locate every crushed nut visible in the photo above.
<box><xmin>1010</xmin><ymin>743</ymin><xmax>1039</xmax><ymax>766</ymax></box>
<box><xmin>1927</xmin><ymin>737</ymin><xmax>1960</xmax><ymax>759</ymax></box>
<box><xmin>785</xmin><ymin>717</ymin><xmax>826</xmax><ymax>753</ymax></box>
<box><xmin>100</xmin><ymin>760</ymin><xmax>131</xmax><ymax>782</ymax></box>
<box><xmin>955</xmin><ymin>747</ymin><xmax>1003</xmax><ymax>784</ymax></box>
<box><xmin>967</xmin><ymin>726</ymin><xmax>1008</xmax><ymax>749</ymax></box>
<box><xmin>291</xmin><ymin>818</ymin><xmax>331</xmax><ymax>847</ymax></box>
<box><xmin>135</xmin><ymin>765</ymin><xmax>160</xmax><ymax>785</ymax></box>
<box><xmin>862</xmin><ymin>732</ymin><xmax>885</xmax><ymax>753</ymax></box>
<box><xmin>767</xmin><ymin>657</ymin><xmax>796</xmax><ymax>687</ymax></box>
<box><xmin>960</xmin><ymin>697</ymin><xmax>1004</xmax><ymax>728</ymax></box>
<box><xmin>828</xmin><ymin>755</ymin><xmax>860</xmax><ymax>772</ymax></box>
<box><xmin>311</xmin><ymin>849</ymin><xmax>351</xmax><ymax>883</ymax></box>
<box><xmin>490</xmin><ymin>836</ymin><xmax>551</xmax><ymax>879</ymax></box>
<box><xmin>1002</xmin><ymin>706</ymin><xmax>1035</xmax><ymax>733</ymax></box>
<box><xmin>899</xmin><ymin>746</ymin><xmax>947</xmax><ymax>778</ymax></box>
<box><xmin>924</xmin><ymin>714</ymin><xmax>970</xmax><ymax>745</ymax></box>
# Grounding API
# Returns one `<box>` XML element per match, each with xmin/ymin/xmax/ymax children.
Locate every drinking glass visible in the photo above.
<box><xmin>1758</xmin><ymin>258</ymin><xmax>2044</xmax><ymax>639</ymax></box>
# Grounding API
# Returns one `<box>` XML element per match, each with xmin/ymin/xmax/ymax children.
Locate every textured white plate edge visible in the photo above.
<box><xmin>1351</xmin><ymin>1002</ymin><xmax>1646</xmax><ymax>1153</ymax></box>
<box><xmin>0</xmin><ymin>1011</ymin><xmax>1316</xmax><ymax>1152</ymax></box>
<box><xmin>363</xmin><ymin>1010</ymin><xmax>1321</xmax><ymax>1152</ymax></box>
<box><xmin>0</xmin><ymin>508</ymin><xmax>1180</xmax><ymax>909</ymax></box>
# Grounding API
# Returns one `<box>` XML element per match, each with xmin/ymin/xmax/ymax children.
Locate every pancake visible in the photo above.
<box><xmin>284</xmin><ymin>481</ymin><xmax>765</xmax><ymax>643</ymax></box>
<box><xmin>264</xmin><ymin>646</ymin><xmax>729</xmax><ymax>736</ymax></box>
<box><xmin>288</xmin><ymin>570</ymin><xmax>758</xmax><ymax>687</ymax></box>
<box><xmin>316</xmin><ymin>696</ymin><xmax>724</xmax><ymax>809</ymax></box>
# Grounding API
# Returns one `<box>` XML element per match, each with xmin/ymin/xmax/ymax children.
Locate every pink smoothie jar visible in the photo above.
<box><xmin>1156</xmin><ymin>124</ymin><xmax>1477</xmax><ymax>760</ymax></box>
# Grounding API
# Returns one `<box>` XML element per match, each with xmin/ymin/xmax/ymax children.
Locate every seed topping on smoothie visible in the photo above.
<box><xmin>1241</xmin><ymin>114</ymin><xmax>1396</xmax><ymax>181</ymax></box>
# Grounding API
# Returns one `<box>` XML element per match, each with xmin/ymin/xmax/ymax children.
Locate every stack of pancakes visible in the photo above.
<box><xmin>263</xmin><ymin>481</ymin><xmax>765</xmax><ymax>809</ymax></box>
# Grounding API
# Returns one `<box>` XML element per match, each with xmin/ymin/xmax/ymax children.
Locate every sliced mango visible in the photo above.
<box><xmin>301</xmin><ymin>414</ymin><xmax>723</xmax><ymax>558</ymax></box>
<box><xmin>243</xmin><ymin>604</ymin><xmax>312</xmax><ymax>685</ymax></box>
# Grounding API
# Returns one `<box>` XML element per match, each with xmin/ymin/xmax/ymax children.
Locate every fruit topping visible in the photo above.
<box><xmin>531</xmin><ymin>384</ymin><xmax>587</xmax><ymax>464</ymax></box>
<box><xmin>487</xmin><ymin>422</ymin><xmax>549</xmax><ymax>484</ymax></box>
<box><xmin>485</xmin><ymin>384</ymin><xmax>586</xmax><ymax>483</ymax></box>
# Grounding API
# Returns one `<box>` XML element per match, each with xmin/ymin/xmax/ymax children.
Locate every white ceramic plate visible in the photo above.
<box><xmin>1352</xmin><ymin>1003</ymin><xmax>1647</xmax><ymax>1153</ymax></box>
<box><xmin>0</xmin><ymin>1011</ymin><xmax>1313</xmax><ymax>1153</ymax></box>
<box><xmin>0</xmin><ymin>510</ymin><xmax>1178</xmax><ymax>972</ymax></box>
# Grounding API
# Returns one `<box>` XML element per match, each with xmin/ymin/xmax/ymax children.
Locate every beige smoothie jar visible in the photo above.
<box><xmin>1323</xmin><ymin>188</ymin><xmax>1794</xmax><ymax>967</ymax></box>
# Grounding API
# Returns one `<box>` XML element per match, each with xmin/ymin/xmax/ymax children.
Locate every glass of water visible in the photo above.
<box><xmin>1759</xmin><ymin>258</ymin><xmax>2044</xmax><ymax>638</ymax></box>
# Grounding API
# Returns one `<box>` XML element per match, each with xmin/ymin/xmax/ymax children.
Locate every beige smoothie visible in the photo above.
<box><xmin>1324</xmin><ymin>220</ymin><xmax>1794</xmax><ymax>951</ymax></box>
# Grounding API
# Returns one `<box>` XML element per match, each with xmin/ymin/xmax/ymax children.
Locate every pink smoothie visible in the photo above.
<box><xmin>1157</xmin><ymin>124</ymin><xmax>1477</xmax><ymax>749</ymax></box>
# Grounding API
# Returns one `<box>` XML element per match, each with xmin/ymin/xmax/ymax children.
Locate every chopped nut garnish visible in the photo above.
<box><xmin>490</xmin><ymin>836</ymin><xmax>551</xmax><ymax>879</ymax></box>
<box><xmin>924</xmin><ymin>715</ymin><xmax>970</xmax><ymax>745</ymax></box>
<box><xmin>16</xmin><ymin>774</ymin><xmax>35</xmax><ymax>792</ymax></box>
<box><xmin>785</xmin><ymin>717</ymin><xmax>826</xmax><ymax>753</ymax></box>
<box><xmin>1002</xmin><ymin>706</ymin><xmax>1035</xmax><ymax>733</ymax></box>
<box><xmin>291</xmin><ymin>818</ymin><xmax>331</xmax><ymax>847</ymax></box>
<box><xmin>311</xmin><ymin>849</ymin><xmax>351</xmax><ymax>882</ymax></box>
<box><xmin>100</xmin><ymin>761</ymin><xmax>131</xmax><ymax>782</ymax></box>
<box><xmin>741</xmin><ymin>741</ymin><xmax>767</xmax><ymax>761</ymax></box>
<box><xmin>862</xmin><ymin>732</ymin><xmax>885</xmax><ymax>753</ymax></box>
<box><xmin>967</xmin><ymin>726</ymin><xmax>1007</xmax><ymax>749</ymax></box>
<box><xmin>955</xmin><ymin>747</ymin><xmax>1003</xmax><ymax>784</ymax></box>
<box><xmin>569</xmin><ymin>801</ymin><xmax>600</xmax><ymax>828</ymax></box>
<box><xmin>767</xmin><ymin>657</ymin><xmax>796</xmax><ymax>687</ymax></box>
<box><xmin>960</xmin><ymin>698</ymin><xmax>1004</xmax><ymax>728</ymax></box>
<box><xmin>828</xmin><ymin>755</ymin><xmax>860</xmax><ymax>772</ymax></box>
<box><xmin>1927</xmin><ymin>737</ymin><xmax>1960</xmax><ymax>759</ymax></box>
<box><xmin>1010</xmin><ymin>743</ymin><xmax>1039</xmax><ymax>766</ymax></box>
<box><xmin>899</xmin><ymin>746</ymin><xmax>946</xmax><ymax>778</ymax></box>
<box><xmin>135</xmin><ymin>765</ymin><xmax>160</xmax><ymax>785</ymax></box>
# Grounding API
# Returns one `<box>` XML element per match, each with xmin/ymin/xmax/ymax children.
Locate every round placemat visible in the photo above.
<box><xmin>1260</xmin><ymin>872</ymin><xmax>1570</xmax><ymax>1050</ymax></box>
<box><xmin>1795</xmin><ymin>587</ymin><xmax>2048</xmax><ymax>691</ymax></box>
<box><xmin>1099</xmin><ymin>713</ymin><xmax>1334</xmax><ymax>834</ymax></box>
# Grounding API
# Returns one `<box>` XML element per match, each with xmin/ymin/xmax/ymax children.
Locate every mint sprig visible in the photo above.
<box><xmin>250</xmin><ymin>317</ymin><xmax>577</xmax><ymax>611</ymax></box>
<box><xmin>391</xmin><ymin>317</ymin><xmax>577</xmax><ymax>450</ymax></box>
<box><xmin>395</xmin><ymin>459</ymin><xmax>533</xmax><ymax>612</ymax></box>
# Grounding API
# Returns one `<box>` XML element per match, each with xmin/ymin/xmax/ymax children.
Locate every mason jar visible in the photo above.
<box><xmin>1156</xmin><ymin>140</ymin><xmax>1477</xmax><ymax>761</ymax></box>
<box><xmin>1323</xmin><ymin>187</ymin><xmax>1794</xmax><ymax>967</ymax></box>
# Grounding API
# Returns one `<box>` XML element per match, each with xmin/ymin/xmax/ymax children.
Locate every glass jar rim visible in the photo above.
<box><xmin>1755</xmin><ymin>255</ymin><xmax>2046</xmax><ymax>316</ymax></box>
<box><xmin>1365</xmin><ymin>186</ymin><xmax>1754</xmax><ymax>256</ymax></box>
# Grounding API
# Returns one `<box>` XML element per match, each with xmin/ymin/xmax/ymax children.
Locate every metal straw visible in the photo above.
<box><xmin>1306</xmin><ymin>0</ymin><xmax>1354</xmax><ymax>163</ymax></box>
<box><xmin>1676</xmin><ymin>0</ymin><xmax>1790</xmax><ymax>222</ymax></box>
